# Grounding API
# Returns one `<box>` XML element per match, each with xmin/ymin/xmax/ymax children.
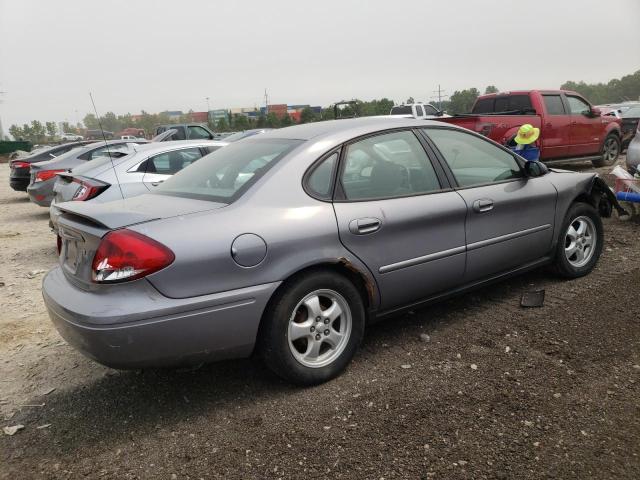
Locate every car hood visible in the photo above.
<box><xmin>56</xmin><ymin>193</ymin><xmax>227</xmax><ymax>229</ymax></box>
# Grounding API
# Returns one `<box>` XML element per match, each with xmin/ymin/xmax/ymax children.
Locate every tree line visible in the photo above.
<box><xmin>8</xmin><ymin>70</ymin><xmax>639</xmax><ymax>142</ymax></box>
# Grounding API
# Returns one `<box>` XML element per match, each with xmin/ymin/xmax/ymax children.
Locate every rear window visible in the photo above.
<box><xmin>390</xmin><ymin>106</ymin><xmax>413</xmax><ymax>115</ymax></box>
<box><xmin>155</xmin><ymin>138</ymin><xmax>302</xmax><ymax>203</ymax></box>
<box><xmin>472</xmin><ymin>95</ymin><xmax>533</xmax><ymax>114</ymax></box>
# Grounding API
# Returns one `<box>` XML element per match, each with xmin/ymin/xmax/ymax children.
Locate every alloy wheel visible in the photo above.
<box><xmin>564</xmin><ymin>215</ymin><xmax>597</xmax><ymax>268</ymax></box>
<box><xmin>288</xmin><ymin>289</ymin><xmax>352</xmax><ymax>368</ymax></box>
<box><xmin>603</xmin><ymin>137</ymin><xmax>619</xmax><ymax>164</ymax></box>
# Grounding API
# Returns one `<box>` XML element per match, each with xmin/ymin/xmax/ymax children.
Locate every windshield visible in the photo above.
<box><xmin>155</xmin><ymin>138</ymin><xmax>302</xmax><ymax>203</ymax></box>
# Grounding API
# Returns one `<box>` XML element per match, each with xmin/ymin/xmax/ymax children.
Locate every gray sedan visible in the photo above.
<box><xmin>49</xmin><ymin>140</ymin><xmax>228</xmax><ymax>231</ymax></box>
<box><xmin>44</xmin><ymin>118</ymin><xmax>618</xmax><ymax>385</ymax></box>
<box><xmin>27</xmin><ymin>140</ymin><xmax>148</xmax><ymax>207</ymax></box>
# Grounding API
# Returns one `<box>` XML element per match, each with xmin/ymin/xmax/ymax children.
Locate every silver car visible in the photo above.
<box><xmin>43</xmin><ymin>118</ymin><xmax>618</xmax><ymax>385</ymax></box>
<box><xmin>49</xmin><ymin>140</ymin><xmax>228</xmax><ymax>231</ymax></box>
<box><xmin>27</xmin><ymin>140</ymin><xmax>148</xmax><ymax>207</ymax></box>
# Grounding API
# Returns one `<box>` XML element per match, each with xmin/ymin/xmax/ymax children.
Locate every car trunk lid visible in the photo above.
<box><xmin>55</xmin><ymin>194</ymin><xmax>227</xmax><ymax>287</ymax></box>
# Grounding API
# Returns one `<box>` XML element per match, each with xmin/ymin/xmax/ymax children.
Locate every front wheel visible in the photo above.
<box><xmin>552</xmin><ymin>202</ymin><xmax>603</xmax><ymax>278</ymax></box>
<box><xmin>258</xmin><ymin>270</ymin><xmax>365</xmax><ymax>386</ymax></box>
<box><xmin>592</xmin><ymin>134</ymin><xmax>620</xmax><ymax>167</ymax></box>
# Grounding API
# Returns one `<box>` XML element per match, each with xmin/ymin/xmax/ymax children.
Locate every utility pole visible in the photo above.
<box><xmin>0</xmin><ymin>90</ymin><xmax>5</xmax><ymax>140</ymax></box>
<box><xmin>264</xmin><ymin>89</ymin><xmax>269</xmax><ymax>115</ymax></box>
<box><xmin>431</xmin><ymin>84</ymin><xmax>448</xmax><ymax>112</ymax></box>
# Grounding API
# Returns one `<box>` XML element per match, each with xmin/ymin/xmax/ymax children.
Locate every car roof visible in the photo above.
<box><xmin>130</xmin><ymin>139</ymin><xmax>228</xmax><ymax>154</ymax></box>
<box><xmin>258</xmin><ymin>117</ymin><xmax>449</xmax><ymax>141</ymax></box>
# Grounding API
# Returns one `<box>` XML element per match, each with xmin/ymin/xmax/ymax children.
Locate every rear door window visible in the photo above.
<box><xmin>141</xmin><ymin>147</ymin><xmax>203</xmax><ymax>174</ymax></box>
<box><xmin>543</xmin><ymin>95</ymin><xmax>566</xmax><ymax>115</ymax></box>
<box><xmin>187</xmin><ymin>125</ymin><xmax>212</xmax><ymax>139</ymax></box>
<box><xmin>415</xmin><ymin>105</ymin><xmax>424</xmax><ymax>117</ymax></box>
<box><xmin>339</xmin><ymin>130</ymin><xmax>441</xmax><ymax>200</ymax></box>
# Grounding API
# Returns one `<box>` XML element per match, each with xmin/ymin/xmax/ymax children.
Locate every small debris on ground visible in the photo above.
<box><xmin>3</xmin><ymin>424</ymin><xmax>25</xmax><ymax>436</ymax></box>
<box><xmin>521</xmin><ymin>290</ymin><xmax>545</xmax><ymax>308</ymax></box>
<box><xmin>419</xmin><ymin>333</ymin><xmax>431</xmax><ymax>342</ymax></box>
<box><xmin>25</xmin><ymin>269</ymin><xmax>47</xmax><ymax>279</ymax></box>
<box><xmin>400</xmin><ymin>364</ymin><xmax>412</xmax><ymax>369</ymax></box>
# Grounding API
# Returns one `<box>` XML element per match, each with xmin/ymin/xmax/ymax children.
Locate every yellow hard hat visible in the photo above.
<box><xmin>514</xmin><ymin>124</ymin><xmax>540</xmax><ymax>145</ymax></box>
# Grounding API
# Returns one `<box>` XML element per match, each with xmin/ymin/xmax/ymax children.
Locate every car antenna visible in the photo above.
<box><xmin>89</xmin><ymin>92</ymin><xmax>125</xmax><ymax>200</ymax></box>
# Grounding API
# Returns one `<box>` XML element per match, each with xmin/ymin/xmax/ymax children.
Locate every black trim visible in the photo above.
<box><xmin>302</xmin><ymin>148</ymin><xmax>341</xmax><ymax>202</ymax></box>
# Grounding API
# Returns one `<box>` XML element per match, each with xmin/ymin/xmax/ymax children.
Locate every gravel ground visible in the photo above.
<box><xmin>1</xmin><ymin>160</ymin><xmax>639</xmax><ymax>479</ymax></box>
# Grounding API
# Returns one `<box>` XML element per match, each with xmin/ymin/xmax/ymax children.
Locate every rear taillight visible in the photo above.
<box><xmin>11</xmin><ymin>161</ymin><xmax>30</xmax><ymax>169</ymax></box>
<box><xmin>34</xmin><ymin>169</ymin><xmax>65</xmax><ymax>182</ymax></box>
<box><xmin>72</xmin><ymin>178</ymin><xmax>109</xmax><ymax>201</ymax></box>
<box><xmin>91</xmin><ymin>229</ymin><xmax>175</xmax><ymax>283</ymax></box>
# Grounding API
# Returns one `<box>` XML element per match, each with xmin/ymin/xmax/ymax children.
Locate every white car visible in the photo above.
<box><xmin>60</xmin><ymin>133</ymin><xmax>84</xmax><ymax>141</ymax></box>
<box><xmin>389</xmin><ymin>102</ymin><xmax>446</xmax><ymax>119</ymax></box>
<box><xmin>49</xmin><ymin>139</ymin><xmax>228</xmax><ymax>230</ymax></box>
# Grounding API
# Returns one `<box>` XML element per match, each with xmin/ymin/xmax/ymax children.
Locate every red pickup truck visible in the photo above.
<box><xmin>437</xmin><ymin>90</ymin><xmax>622</xmax><ymax>167</ymax></box>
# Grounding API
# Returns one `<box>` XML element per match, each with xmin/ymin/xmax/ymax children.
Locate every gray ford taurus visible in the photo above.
<box><xmin>43</xmin><ymin>118</ymin><xmax>618</xmax><ymax>385</ymax></box>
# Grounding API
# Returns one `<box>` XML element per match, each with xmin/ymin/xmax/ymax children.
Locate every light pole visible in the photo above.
<box><xmin>206</xmin><ymin>97</ymin><xmax>210</xmax><ymax>112</ymax></box>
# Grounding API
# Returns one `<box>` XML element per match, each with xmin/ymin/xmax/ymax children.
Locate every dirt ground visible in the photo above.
<box><xmin>1</xmin><ymin>159</ymin><xmax>639</xmax><ymax>479</ymax></box>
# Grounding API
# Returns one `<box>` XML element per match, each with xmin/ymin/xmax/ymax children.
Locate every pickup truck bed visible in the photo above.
<box><xmin>437</xmin><ymin>90</ymin><xmax>622</xmax><ymax>167</ymax></box>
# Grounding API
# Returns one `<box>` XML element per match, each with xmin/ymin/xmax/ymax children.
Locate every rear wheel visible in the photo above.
<box><xmin>552</xmin><ymin>202</ymin><xmax>603</xmax><ymax>278</ymax></box>
<box><xmin>592</xmin><ymin>134</ymin><xmax>620</xmax><ymax>167</ymax></box>
<box><xmin>258</xmin><ymin>270</ymin><xmax>365</xmax><ymax>385</ymax></box>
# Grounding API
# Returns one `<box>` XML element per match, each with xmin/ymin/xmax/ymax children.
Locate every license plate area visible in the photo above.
<box><xmin>59</xmin><ymin>227</ymin><xmax>84</xmax><ymax>275</ymax></box>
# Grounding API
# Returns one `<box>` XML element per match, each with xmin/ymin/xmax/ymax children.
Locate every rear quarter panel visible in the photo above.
<box><xmin>134</xmin><ymin>139</ymin><xmax>380</xmax><ymax>308</ymax></box>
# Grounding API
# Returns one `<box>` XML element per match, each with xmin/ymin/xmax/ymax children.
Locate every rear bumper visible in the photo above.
<box><xmin>9</xmin><ymin>176</ymin><xmax>29</xmax><ymax>191</ymax></box>
<box><xmin>27</xmin><ymin>180</ymin><xmax>54</xmax><ymax>207</ymax></box>
<box><xmin>42</xmin><ymin>267</ymin><xmax>280</xmax><ymax>368</ymax></box>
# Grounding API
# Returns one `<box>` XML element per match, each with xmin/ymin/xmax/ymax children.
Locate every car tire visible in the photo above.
<box><xmin>258</xmin><ymin>270</ymin><xmax>365</xmax><ymax>386</ymax></box>
<box><xmin>552</xmin><ymin>202</ymin><xmax>603</xmax><ymax>278</ymax></box>
<box><xmin>592</xmin><ymin>134</ymin><xmax>620</xmax><ymax>167</ymax></box>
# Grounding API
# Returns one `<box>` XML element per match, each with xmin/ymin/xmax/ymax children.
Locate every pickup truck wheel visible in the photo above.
<box><xmin>552</xmin><ymin>202</ymin><xmax>603</xmax><ymax>278</ymax></box>
<box><xmin>592</xmin><ymin>134</ymin><xmax>620</xmax><ymax>167</ymax></box>
<box><xmin>258</xmin><ymin>270</ymin><xmax>365</xmax><ymax>386</ymax></box>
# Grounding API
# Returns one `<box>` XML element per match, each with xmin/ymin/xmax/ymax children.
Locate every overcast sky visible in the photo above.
<box><xmin>1</xmin><ymin>0</ymin><xmax>639</xmax><ymax>129</ymax></box>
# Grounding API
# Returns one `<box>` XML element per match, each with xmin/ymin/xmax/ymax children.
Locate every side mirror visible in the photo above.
<box><xmin>524</xmin><ymin>161</ymin><xmax>549</xmax><ymax>177</ymax></box>
<box><xmin>589</xmin><ymin>107</ymin><xmax>601</xmax><ymax>117</ymax></box>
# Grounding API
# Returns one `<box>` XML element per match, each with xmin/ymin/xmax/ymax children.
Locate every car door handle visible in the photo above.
<box><xmin>151</xmin><ymin>181</ymin><xmax>164</xmax><ymax>186</ymax></box>
<box><xmin>472</xmin><ymin>199</ymin><xmax>494</xmax><ymax>213</ymax></box>
<box><xmin>571</xmin><ymin>121</ymin><xmax>577</xmax><ymax>125</ymax></box>
<box><xmin>349</xmin><ymin>217</ymin><xmax>382</xmax><ymax>235</ymax></box>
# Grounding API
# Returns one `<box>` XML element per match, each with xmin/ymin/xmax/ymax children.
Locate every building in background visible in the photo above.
<box><xmin>189</xmin><ymin>111</ymin><xmax>208</xmax><ymax>123</ymax></box>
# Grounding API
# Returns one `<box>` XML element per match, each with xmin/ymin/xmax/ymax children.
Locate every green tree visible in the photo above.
<box><xmin>299</xmin><ymin>107</ymin><xmax>317</xmax><ymax>124</ymax></box>
<box><xmin>447</xmin><ymin>88</ymin><xmax>480</xmax><ymax>114</ymax></box>
<box><xmin>280</xmin><ymin>113</ymin><xmax>293</xmax><ymax>127</ymax></box>
<box><xmin>561</xmin><ymin>70</ymin><xmax>640</xmax><ymax>104</ymax></box>
<box><xmin>406</xmin><ymin>97</ymin><xmax>415</xmax><ymax>104</ymax></box>
<box><xmin>30</xmin><ymin>120</ymin><xmax>46</xmax><ymax>143</ymax></box>
<box><xmin>45</xmin><ymin>121</ymin><xmax>57</xmax><ymax>137</ymax></box>
<box><xmin>216</xmin><ymin>117</ymin><xmax>229</xmax><ymax>132</ymax></box>
<box><xmin>265</xmin><ymin>112</ymin><xmax>280</xmax><ymax>128</ymax></box>
<box><xmin>232</xmin><ymin>114</ymin><xmax>250</xmax><ymax>130</ymax></box>
<box><xmin>101</xmin><ymin>112</ymin><xmax>120</xmax><ymax>133</ymax></box>
<box><xmin>83</xmin><ymin>113</ymin><xmax>100</xmax><ymax>130</ymax></box>
<box><xmin>61</xmin><ymin>122</ymin><xmax>77</xmax><ymax>134</ymax></box>
<box><xmin>485</xmin><ymin>85</ymin><xmax>499</xmax><ymax>94</ymax></box>
<box><xmin>256</xmin><ymin>114</ymin><xmax>266</xmax><ymax>128</ymax></box>
<box><xmin>8</xmin><ymin>124</ymin><xmax>24</xmax><ymax>140</ymax></box>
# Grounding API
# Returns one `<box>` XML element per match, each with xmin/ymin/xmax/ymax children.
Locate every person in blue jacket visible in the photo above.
<box><xmin>512</xmin><ymin>123</ymin><xmax>540</xmax><ymax>162</ymax></box>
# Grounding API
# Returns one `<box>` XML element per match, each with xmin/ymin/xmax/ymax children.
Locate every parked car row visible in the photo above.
<box><xmin>37</xmin><ymin>117</ymin><xmax>620</xmax><ymax>385</ymax></box>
